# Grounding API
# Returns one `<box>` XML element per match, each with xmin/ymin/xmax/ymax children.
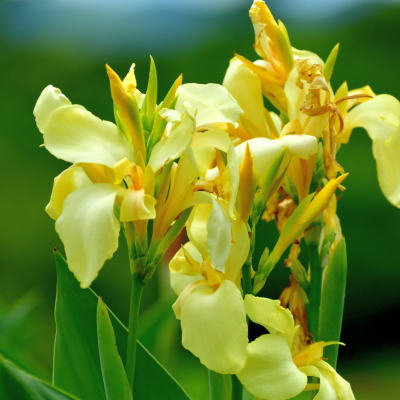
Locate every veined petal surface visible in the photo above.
<box><xmin>44</xmin><ymin>105</ymin><xmax>133</xmax><ymax>167</ymax></box>
<box><xmin>180</xmin><ymin>280</ymin><xmax>248</xmax><ymax>374</ymax></box>
<box><xmin>34</xmin><ymin>85</ymin><xmax>71</xmax><ymax>133</ymax></box>
<box><xmin>176</xmin><ymin>83</ymin><xmax>243</xmax><ymax>128</ymax></box>
<box><xmin>237</xmin><ymin>334</ymin><xmax>307</xmax><ymax>400</ymax></box>
<box><xmin>55</xmin><ymin>183</ymin><xmax>120</xmax><ymax>288</ymax></box>
<box><xmin>46</xmin><ymin>164</ymin><xmax>92</xmax><ymax>220</ymax></box>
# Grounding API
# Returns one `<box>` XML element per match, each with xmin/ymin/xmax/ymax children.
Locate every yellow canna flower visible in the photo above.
<box><xmin>169</xmin><ymin>211</ymin><xmax>250</xmax><ymax>374</ymax></box>
<box><xmin>34</xmin><ymin>85</ymin><xmax>157</xmax><ymax>288</ymax></box>
<box><xmin>339</xmin><ymin>94</ymin><xmax>400</xmax><ymax>207</ymax></box>
<box><xmin>237</xmin><ymin>295</ymin><xmax>355</xmax><ymax>400</ymax></box>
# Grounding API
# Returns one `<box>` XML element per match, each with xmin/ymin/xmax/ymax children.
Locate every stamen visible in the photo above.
<box><xmin>335</xmin><ymin>94</ymin><xmax>373</xmax><ymax>106</ymax></box>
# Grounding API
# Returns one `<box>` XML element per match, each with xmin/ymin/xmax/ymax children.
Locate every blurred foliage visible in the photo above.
<box><xmin>1</xmin><ymin>2</ymin><xmax>400</xmax><ymax>399</ymax></box>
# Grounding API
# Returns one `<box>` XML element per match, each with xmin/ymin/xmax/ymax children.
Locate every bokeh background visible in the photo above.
<box><xmin>1</xmin><ymin>0</ymin><xmax>400</xmax><ymax>398</ymax></box>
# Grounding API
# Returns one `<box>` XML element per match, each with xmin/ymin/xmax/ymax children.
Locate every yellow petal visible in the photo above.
<box><xmin>180</xmin><ymin>280</ymin><xmax>248</xmax><ymax>374</ymax></box>
<box><xmin>237</xmin><ymin>143</ymin><xmax>256</xmax><ymax>222</ymax></box>
<box><xmin>244</xmin><ymin>295</ymin><xmax>294</xmax><ymax>334</ymax></box>
<box><xmin>235</xmin><ymin>138</ymin><xmax>288</xmax><ymax>186</ymax></box>
<box><xmin>169</xmin><ymin>243</ymin><xmax>203</xmax><ymax>296</ymax></box>
<box><xmin>186</xmin><ymin>193</ymin><xmax>231</xmax><ymax>273</ymax></box>
<box><xmin>120</xmin><ymin>188</ymin><xmax>156</xmax><ymax>222</ymax></box>
<box><xmin>300</xmin><ymin>359</ymin><xmax>355</xmax><ymax>400</ymax></box>
<box><xmin>343</xmin><ymin>94</ymin><xmax>400</xmax><ymax>207</ymax></box>
<box><xmin>224</xmin><ymin>216</ymin><xmax>250</xmax><ymax>283</ymax></box>
<box><xmin>149</xmin><ymin>102</ymin><xmax>196</xmax><ymax>173</ymax></box>
<box><xmin>55</xmin><ymin>184</ymin><xmax>120</xmax><ymax>288</ymax></box>
<box><xmin>106</xmin><ymin>64</ymin><xmax>146</xmax><ymax>158</ymax></box>
<box><xmin>34</xmin><ymin>85</ymin><xmax>72</xmax><ymax>133</ymax></box>
<box><xmin>176</xmin><ymin>83</ymin><xmax>243</xmax><ymax>128</ymax></box>
<box><xmin>46</xmin><ymin>165</ymin><xmax>92</xmax><ymax>220</ymax></box>
<box><xmin>223</xmin><ymin>58</ymin><xmax>270</xmax><ymax>138</ymax></box>
<box><xmin>280</xmin><ymin>134</ymin><xmax>318</xmax><ymax>159</ymax></box>
<box><xmin>298</xmin><ymin>174</ymin><xmax>348</xmax><ymax>227</ymax></box>
<box><xmin>43</xmin><ymin>105</ymin><xmax>133</xmax><ymax>167</ymax></box>
<box><xmin>237</xmin><ymin>334</ymin><xmax>307</xmax><ymax>400</ymax></box>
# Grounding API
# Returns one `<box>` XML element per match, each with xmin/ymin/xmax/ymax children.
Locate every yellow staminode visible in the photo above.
<box><xmin>106</xmin><ymin>64</ymin><xmax>146</xmax><ymax>160</ymax></box>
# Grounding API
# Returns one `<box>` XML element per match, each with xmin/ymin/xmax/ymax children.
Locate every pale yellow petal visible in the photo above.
<box><xmin>223</xmin><ymin>58</ymin><xmax>270</xmax><ymax>138</ymax></box>
<box><xmin>176</xmin><ymin>83</ymin><xmax>243</xmax><ymax>128</ymax></box>
<box><xmin>45</xmin><ymin>165</ymin><xmax>92</xmax><ymax>220</ymax></box>
<box><xmin>169</xmin><ymin>243</ymin><xmax>203</xmax><ymax>296</ymax></box>
<box><xmin>244</xmin><ymin>295</ymin><xmax>294</xmax><ymax>334</ymax></box>
<box><xmin>34</xmin><ymin>85</ymin><xmax>71</xmax><ymax>133</ymax></box>
<box><xmin>279</xmin><ymin>134</ymin><xmax>318</xmax><ymax>159</ymax></box>
<box><xmin>55</xmin><ymin>184</ymin><xmax>120</xmax><ymax>288</ymax></box>
<box><xmin>235</xmin><ymin>138</ymin><xmax>290</xmax><ymax>185</ymax></box>
<box><xmin>180</xmin><ymin>280</ymin><xmax>248</xmax><ymax>374</ymax></box>
<box><xmin>43</xmin><ymin>105</ymin><xmax>133</xmax><ymax>167</ymax></box>
<box><xmin>343</xmin><ymin>94</ymin><xmax>400</xmax><ymax>206</ymax></box>
<box><xmin>224</xmin><ymin>216</ymin><xmax>250</xmax><ymax>283</ymax></box>
<box><xmin>186</xmin><ymin>193</ymin><xmax>231</xmax><ymax>272</ymax></box>
<box><xmin>149</xmin><ymin>102</ymin><xmax>196</xmax><ymax>172</ymax></box>
<box><xmin>120</xmin><ymin>188</ymin><xmax>156</xmax><ymax>222</ymax></box>
<box><xmin>237</xmin><ymin>334</ymin><xmax>307</xmax><ymax>400</ymax></box>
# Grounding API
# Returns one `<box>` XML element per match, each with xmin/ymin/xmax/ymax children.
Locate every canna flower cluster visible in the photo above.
<box><xmin>33</xmin><ymin>1</ymin><xmax>400</xmax><ymax>399</ymax></box>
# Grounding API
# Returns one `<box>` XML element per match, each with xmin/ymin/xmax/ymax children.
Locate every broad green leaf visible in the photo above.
<box><xmin>97</xmin><ymin>298</ymin><xmax>132</xmax><ymax>400</ymax></box>
<box><xmin>318</xmin><ymin>238</ymin><xmax>347</xmax><ymax>369</ymax></box>
<box><xmin>0</xmin><ymin>355</ymin><xmax>79</xmax><ymax>400</ymax></box>
<box><xmin>208</xmin><ymin>370</ymin><xmax>231</xmax><ymax>400</ymax></box>
<box><xmin>53</xmin><ymin>250</ymin><xmax>192</xmax><ymax>400</ymax></box>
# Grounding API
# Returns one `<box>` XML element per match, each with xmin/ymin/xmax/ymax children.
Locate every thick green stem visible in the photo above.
<box><xmin>231</xmin><ymin>375</ymin><xmax>243</xmax><ymax>400</ymax></box>
<box><xmin>125</xmin><ymin>272</ymin><xmax>145</xmax><ymax>392</ymax></box>
<box><xmin>307</xmin><ymin>244</ymin><xmax>322</xmax><ymax>342</ymax></box>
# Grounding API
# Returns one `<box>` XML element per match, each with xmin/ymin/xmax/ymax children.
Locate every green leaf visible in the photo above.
<box><xmin>318</xmin><ymin>238</ymin><xmax>347</xmax><ymax>369</ymax></box>
<box><xmin>322</xmin><ymin>43</ymin><xmax>339</xmax><ymax>83</ymax></box>
<box><xmin>0</xmin><ymin>355</ymin><xmax>79</xmax><ymax>400</ymax></box>
<box><xmin>97</xmin><ymin>298</ymin><xmax>132</xmax><ymax>400</ymax></box>
<box><xmin>208</xmin><ymin>370</ymin><xmax>231</xmax><ymax>400</ymax></box>
<box><xmin>53</xmin><ymin>250</ymin><xmax>192</xmax><ymax>400</ymax></box>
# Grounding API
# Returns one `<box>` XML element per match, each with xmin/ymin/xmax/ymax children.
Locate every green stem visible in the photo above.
<box><xmin>307</xmin><ymin>243</ymin><xmax>322</xmax><ymax>342</ymax></box>
<box><xmin>242</xmin><ymin>260</ymin><xmax>253</xmax><ymax>300</ymax></box>
<box><xmin>125</xmin><ymin>272</ymin><xmax>145</xmax><ymax>392</ymax></box>
<box><xmin>231</xmin><ymin>375</ymin><xmax>243</xmax><ymax>400</ymax></box>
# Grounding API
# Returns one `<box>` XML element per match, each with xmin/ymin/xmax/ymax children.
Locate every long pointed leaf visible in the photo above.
<box><xmin>97</xmin><ymin>298</ymin><xmax>132</xmax><ymax>400</ymax></box>
<box><xmin>0</xmin><ymin>356</ymin><xmax>79</xmax><ymax>400</ymax></box>
<box><xmin>53</xmin><ymin>250</ymin><xmax>191</xmax><ymax>400</ymax></box>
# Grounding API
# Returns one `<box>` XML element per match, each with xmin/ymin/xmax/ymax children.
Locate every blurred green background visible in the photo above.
<box><xmin>1</xmin><ymin>0</ymin><xmax>399</xmax><ymax>398</ymax></box>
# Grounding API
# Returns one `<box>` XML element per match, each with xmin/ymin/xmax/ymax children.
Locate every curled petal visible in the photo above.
<box><xmin>34</xmin><ymin>85</ymin><xmax>71</xmax><ymax>133</ymax></box>
<box><xmin>244</xmin><ymin>295</ymin><xmax>294</xmax><ymax>335</ymax></box>
<box><xmin>169</xmin><ymin>243</ymin><xmax>203</xmax><ymax>296</ymax></box>
<box><xmin>46</xmin><ymin>165</ymin><xmax>92</xmax><ymax>220</ymax></box>
<box><xmin>343</xmin><ymin>95</ymin><xmax>400</xmax><ymax>207</ymax></box>
<box><xmin>119</xmin><ymin>188</ymin><xmax>156</xmax><ymax>222</ymax></box>
<box><xmin>44</xmin><ymin>105</ymin><xmax>133</xmax><ymax>167</ymax></box>
<box><xmin>176</xmin><ymin>83</ymin><xmax>243</xmax><ymax>128</ymax></box>
<box><xmin>180</xmin><ymin>280</ymin><xmax>248</xmax><ymax>374</ymax></box>
<box><xmin>55</xmin><ymin>184</ymin><xmax>120</xmax><ymax>288</ymax></box>
<box><xmin>237</xmin><ymin>334</ymin><xmax>307</xmax><ymax>400</ymax></box>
